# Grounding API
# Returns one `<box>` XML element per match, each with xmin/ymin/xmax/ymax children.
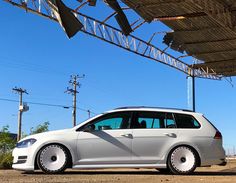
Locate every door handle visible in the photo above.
<box><xmin>121</xmin><ymin>133</ymin><xmax>133</xmax><ymax>138</ymax></box>
<box><xmin>164</xmin><ymin>133</ymin><xmax>177</xmax><ymax>138</ymax></box>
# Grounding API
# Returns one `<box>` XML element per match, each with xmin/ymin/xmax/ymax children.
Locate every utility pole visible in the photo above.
<box><xmin>87</xmin><ymin>110</ymin><xmax>91</xmax><ymax>119</ymax></box>
<box><xmin>12</xmin><ymin>87</ymin><xmax>29</xmax><ymax>141</ymax></box>
<box><xmin>65</xmin><ymin>74</ymin><xmax>85</xmax><ymax>127</ymax></box>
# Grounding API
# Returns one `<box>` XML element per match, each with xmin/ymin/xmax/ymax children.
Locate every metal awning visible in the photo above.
<box><xmin>122</xmin><ymin>0</ymin><xmax>236</xmax><ymax>77</ymax></box>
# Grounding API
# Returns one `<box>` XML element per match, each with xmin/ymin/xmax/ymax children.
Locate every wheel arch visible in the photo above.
<box><xmin>34</xmin><ymin>142</ymin><xmax>74</xmax><ymax>170</ymax></box>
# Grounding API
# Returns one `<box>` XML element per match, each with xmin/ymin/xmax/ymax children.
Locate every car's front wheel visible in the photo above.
<box><xmin>167</xmin><ymin>146</ymin><xmax>197</xmax><ymax>175</ymax></box>
<box><xmin>37</xmin><ymin>144</ymin><xmax>68</xmax><ymax>174</ymax></box>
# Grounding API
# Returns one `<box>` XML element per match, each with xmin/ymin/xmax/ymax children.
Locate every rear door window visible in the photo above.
<box><xmin>132</xmin><ymin>111</ymin><xmax>177</xmax><ymax>129</ymax></box>
<box><xmin>165</xmin><ymin>113</ymin><xmax>177</xmax><ymax>128</ymax></box>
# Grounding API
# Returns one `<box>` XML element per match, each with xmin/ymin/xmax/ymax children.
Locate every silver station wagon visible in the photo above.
<box><xmin>12</xmin><ymin>107</ymin><xmax>226</xmax><ymax>175</ymax></box>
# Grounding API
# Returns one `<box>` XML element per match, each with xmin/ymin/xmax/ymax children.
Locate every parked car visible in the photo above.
<box><xmin>12</xmin><ymin>107</ymin><xmax>226</xmax><ymax>175</ymax></box>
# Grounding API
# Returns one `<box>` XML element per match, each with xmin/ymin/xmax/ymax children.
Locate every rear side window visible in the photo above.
<box><xmin>174</xmin><ymin>113</ymin><xmax>200</xmax><ymax>129</ymax></box>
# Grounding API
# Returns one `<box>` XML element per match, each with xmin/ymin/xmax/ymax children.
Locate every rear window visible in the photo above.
<box><xmin>174</xmin><ymin>113</ymin><xmax>200</xmax><ymax>129</ymax></box>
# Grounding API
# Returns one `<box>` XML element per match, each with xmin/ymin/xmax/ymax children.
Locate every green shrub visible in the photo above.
<box><xmin>0</xmin><ymin>126</ymin><xmax>16</xmax><ymax>169</ymax></box>
<box><xmin>0</xmin><ymin>153</ymin><xmax>13</xmax><ymax>169</ymax></box>
<box><xmin>0</xmin><ymin>126</ymin><xmax>16</xmax><ymax>153</ymax></box>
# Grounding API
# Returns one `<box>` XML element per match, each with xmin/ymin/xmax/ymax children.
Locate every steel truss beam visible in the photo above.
<box><xmin>4</xmin><ymin>0</ymin><xmax>220</xmax><ymax>80</ymax></box>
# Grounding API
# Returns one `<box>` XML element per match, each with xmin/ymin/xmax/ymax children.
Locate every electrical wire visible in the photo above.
<box><xmin>0</xmin><ymin>97</ymin><xmax>98</xmax><ymax>115</ymax></box>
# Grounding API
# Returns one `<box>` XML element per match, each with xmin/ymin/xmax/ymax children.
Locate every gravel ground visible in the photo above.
<box><xmin>1</xmin><ymin>160</ymin><xmax>236</xmax><ymax>183</ymax></box>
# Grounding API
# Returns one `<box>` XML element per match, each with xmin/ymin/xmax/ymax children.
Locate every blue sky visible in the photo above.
<box><xmin>0</xmin><ymin>1</ymin><xmax>236</xmax><ymax>151</ymax></box>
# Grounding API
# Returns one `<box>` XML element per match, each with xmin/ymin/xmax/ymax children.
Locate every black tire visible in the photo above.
<box><xmin>37</xmin><ymin>144</ymin><xmax>68</xmax><ymax>174</ymax></box>
<box><xmin>167</xmin><ymin>146</ymin><xmax>197</xmax><ymax>175</ymax></box>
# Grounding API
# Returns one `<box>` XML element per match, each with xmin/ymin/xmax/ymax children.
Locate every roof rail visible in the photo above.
<box><xmin>115</xmin><ymin>106</ymin><xmax>194</xmax><ymax>112</ymax></box>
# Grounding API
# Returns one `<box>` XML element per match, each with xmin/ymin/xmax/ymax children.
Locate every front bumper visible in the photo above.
<box><xmin>12</xmin><ymin>147</ymin><xmax>35</xmax><ymax>171</ymax></box>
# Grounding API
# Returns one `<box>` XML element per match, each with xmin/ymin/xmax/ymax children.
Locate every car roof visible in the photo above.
<box><xmin>108</xmin><ymin>106</ymin><xmax>202</xmax><ymax>115</ymax></box>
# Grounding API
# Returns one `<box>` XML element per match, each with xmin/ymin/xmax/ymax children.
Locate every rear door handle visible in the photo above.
<box><xmin>164</xmin><ymin>133</ymin><xmax>177</xmax><ymax>138</ymax></box>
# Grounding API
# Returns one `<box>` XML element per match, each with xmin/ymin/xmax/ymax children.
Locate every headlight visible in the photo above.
<box><xmin>16</xmin><ymin>138</ymin><xmax>37</xmax><ymax>148</ymax></box>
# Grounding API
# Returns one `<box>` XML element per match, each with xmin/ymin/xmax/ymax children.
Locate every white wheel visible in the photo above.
<box><xmin>37</xmin><ymin>144</ymin><xmax>68</xmax><ymax>173</ymax></box>
<box><xmin>168</xmin><ymin>146</ymin><xmax>197</xmax><ymax>175</ymax></box>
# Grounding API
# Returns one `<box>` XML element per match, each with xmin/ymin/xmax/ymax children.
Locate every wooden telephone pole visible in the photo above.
<box><xmin>12</xmin><ymin>87</ymin><xmax>29</xmax><ymax>141</ymax></box>
<box><xmin>65</xmin><ymin>74</ymin><xmax>84</xmax><ymax>127</ymax></box>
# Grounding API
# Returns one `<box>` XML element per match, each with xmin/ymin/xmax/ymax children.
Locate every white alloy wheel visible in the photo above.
<box><xmin>38</xmin><ymin>144</ymin><xmax>68</xmax><ymax>173</ymax></box>
<box><xmin>168</xmin><ymin>146</ymin><xmax>197</xmax><ymax>175</ymax></box>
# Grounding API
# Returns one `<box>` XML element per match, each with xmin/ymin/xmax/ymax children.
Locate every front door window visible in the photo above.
<box><xmin>90</xmin><ymin>112</ymin><xmax>131</xmax><ymax>131</ymax></box>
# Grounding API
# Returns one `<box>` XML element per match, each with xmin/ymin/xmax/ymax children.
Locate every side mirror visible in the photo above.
<box><xmin>83</xmin><ymin>124</ymin><xmax>94</xmax><ymax>132</ymax></box>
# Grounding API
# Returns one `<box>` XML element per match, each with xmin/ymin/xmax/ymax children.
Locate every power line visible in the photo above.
<box><xmin>25</xmin><ymin>101</ymin><xmax>70</xmax><ymax>109</ymax></box>
<box><xmin>0</xmin><ymin>97</ymin><xmax>97</xmax><ymax>115</ymax></box>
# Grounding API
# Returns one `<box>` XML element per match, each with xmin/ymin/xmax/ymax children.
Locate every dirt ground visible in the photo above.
<box><xmin>1</xmin><ymin>160</ymin><xmax>236</xmax><ymax>183</ymax></box>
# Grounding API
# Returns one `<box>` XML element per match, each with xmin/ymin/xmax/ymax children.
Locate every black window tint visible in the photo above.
<box><xmin>133</xmin><ymin>111</ymin><xmax>164</xmax><ymax>129</ymax></box>
<box><xmin>132</xmin><ymin>112</ymin><xmax>176</xmax><ymax>129</ymax></box>
<box><xmin>174</xmin><ymin>113</ymin><xmax>200</xmax><ymax>129</ymax></box>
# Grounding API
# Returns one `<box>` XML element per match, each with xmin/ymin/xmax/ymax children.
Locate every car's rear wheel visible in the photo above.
<box><xmin>167</xmin><ymin>146</ymin><xmax>197</xmax><ymax>175</ymax></box>
<box><xmin>37</xmin><ymin>144</ymin><xmax>68</xmax><ymax>174</ymax></box>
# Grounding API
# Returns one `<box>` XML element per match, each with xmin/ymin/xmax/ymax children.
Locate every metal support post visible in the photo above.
<box><xmin>192</xmin><ymin>76</ymin><xmax>196</xmax><ymax>112</ymax></box>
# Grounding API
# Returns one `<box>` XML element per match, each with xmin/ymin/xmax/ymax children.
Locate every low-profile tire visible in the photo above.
<box><xmin>37</xmin><ymin>144</ymin><xmax>68</xmax><ymax>174</ymax></box>
<box><xmin>167</xmin><ymin>146</ymin><xmax>197</xmax><ymax>175</ymax></box>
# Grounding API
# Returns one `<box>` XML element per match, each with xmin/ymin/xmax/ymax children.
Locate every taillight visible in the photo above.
<box><xmin>214</xmin><ymin>131</ymin><xmax>222</xmax><ymax>139</ymax></box>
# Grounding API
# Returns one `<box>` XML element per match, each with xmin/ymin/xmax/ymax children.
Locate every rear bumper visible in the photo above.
<box><xmin>200</xmin><ymin>139</ymin><xmax>226</xmax><ymax>167</ymax></box>
<box><xmin>218</xmin><ymin>159</ymin><xmax>227</xmax><ymax>166</ymax></box>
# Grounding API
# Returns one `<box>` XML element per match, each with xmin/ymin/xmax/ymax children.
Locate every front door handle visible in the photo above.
<box><xmin>164</xmin><ymin>133</ymin><xmax>177</xmax><ymax>138</ymax></box>
<box><xmin>121</xmin><ymin>133</ymin><xmax>133</xmax><ymax>138</ymax></box>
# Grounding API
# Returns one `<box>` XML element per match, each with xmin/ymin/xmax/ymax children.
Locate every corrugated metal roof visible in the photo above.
<box><xmin>122</xmin><ymin>0</ymin><xmax>236</xmax><ymax>76</ymax></box>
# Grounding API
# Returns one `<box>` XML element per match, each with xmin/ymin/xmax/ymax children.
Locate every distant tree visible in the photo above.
<box><xmin>30</xmin><ymin>122</ymin><xmax>50</xmax><ymax>135</ymax></box>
